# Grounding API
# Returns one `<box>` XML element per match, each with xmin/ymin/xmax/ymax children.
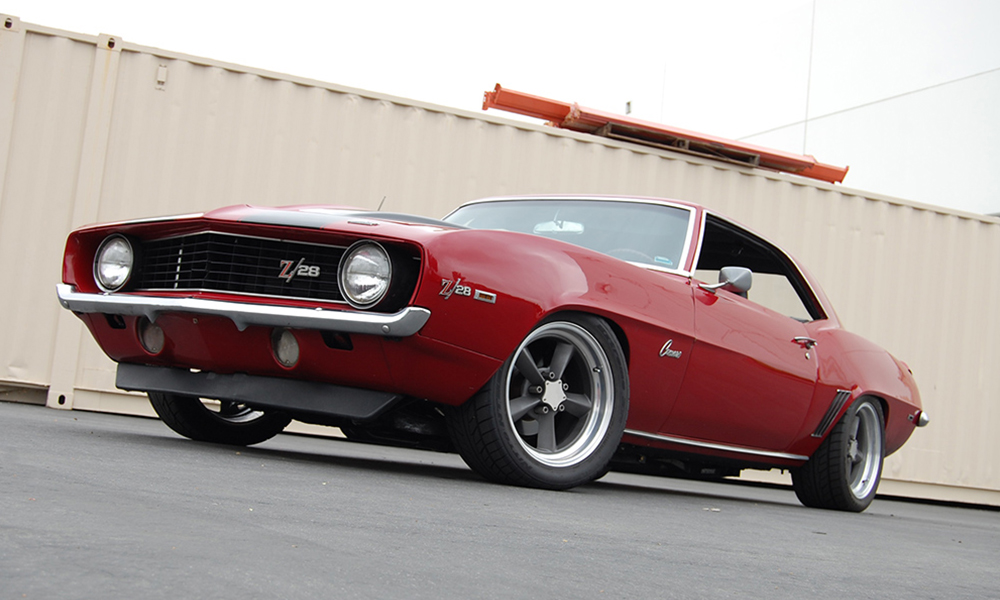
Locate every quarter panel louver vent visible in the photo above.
<box><xmin>812</xmin><ymin>390</ymin><xmax>852</xmax><ymax>438</ymax></box>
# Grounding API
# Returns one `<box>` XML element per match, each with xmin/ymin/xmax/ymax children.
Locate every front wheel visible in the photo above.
<box><xmin>148</xmin><ymin>392</ymin><xmax>291</xmax><ymax>446</ymax></box>
<box><xmin>792</xmin><ymin>397</ymin><xmax>885</xmax><ymax>512</ymax></box>
<box><xmin>448</xmin><ymin>314</ymin><xmax>629</xmax><ymax>490</ymax></box>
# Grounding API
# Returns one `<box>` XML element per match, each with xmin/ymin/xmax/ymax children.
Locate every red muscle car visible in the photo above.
<box><xmin>57</xmin><ymin>195</ymin><xmax>927</xmax><ymax>511</ymax></box>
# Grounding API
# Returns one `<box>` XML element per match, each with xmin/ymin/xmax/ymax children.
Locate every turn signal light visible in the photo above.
<box><xmin>137</xmin><ymin>317</ymin><xmax>165</xmax><ymax>354</ymax></box>
<box><xmin>271</xmin><ymin>328</ymin><xmax>300</xmax><ymax>368</ymax></box>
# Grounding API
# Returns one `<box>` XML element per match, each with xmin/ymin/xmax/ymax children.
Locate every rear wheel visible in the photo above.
<box><xmin>792</xmin><ymin>397</ymin><xmax>885</xmax><ymax>512</ymax></box>
<box><xmin>148</xmin><ymin>392</ymin><xmax>291</xmax><ymax>446</ymax></box>
<box><xmin>448</xmin><ymin>314</ymin><xmax>629</xmax><ymax>490</ymax></box>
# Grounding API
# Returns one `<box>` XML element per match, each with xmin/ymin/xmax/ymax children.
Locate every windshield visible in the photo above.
<box><xmin>444</xmin><ymin>199</ymin><xmax>693</xmax><ymax>270</ymax></box>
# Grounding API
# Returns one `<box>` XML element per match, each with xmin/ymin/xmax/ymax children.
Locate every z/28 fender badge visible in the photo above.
<box><xmin>441</xmin><ymin>278</ymin><xmax>497</xmax><ymax>304</ymax></box>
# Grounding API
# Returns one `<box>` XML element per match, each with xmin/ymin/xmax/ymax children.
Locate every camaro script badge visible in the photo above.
<box><xmin>659</xmin><ymin>339</ymin><xmax>682</xmax><ymax>359</ymax></box>
<box><xmin>278</xmin><ymin>258</ymin><xmax>321</xmax><ymax>283</ymax></box>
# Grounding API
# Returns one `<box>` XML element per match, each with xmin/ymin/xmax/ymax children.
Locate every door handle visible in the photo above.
<box><xmin>792</xmin><ymin>336</ymin><xmax>818</xmax><ymax>349</ymax></box>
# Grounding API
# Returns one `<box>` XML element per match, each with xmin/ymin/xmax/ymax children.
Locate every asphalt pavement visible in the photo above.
<box><xmin>2</xmin><ymin>401</ymin><xmax>997</xmax><ymax>599</ymax></box>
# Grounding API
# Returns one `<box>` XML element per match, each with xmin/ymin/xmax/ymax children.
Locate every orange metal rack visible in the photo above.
<box><xmin>482</xmin><ymin>84</ymin><xmax>848</xmax><ymax>184</ymax></box>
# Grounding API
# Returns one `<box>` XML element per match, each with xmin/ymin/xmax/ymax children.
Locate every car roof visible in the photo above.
<box><xmin>454</xmin><ymin>194</ymin><xmax>703</xmax><ymax>212</ymax></box>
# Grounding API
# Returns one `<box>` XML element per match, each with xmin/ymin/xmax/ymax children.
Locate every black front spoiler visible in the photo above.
<box><xmin>116</xmin><ymin>363</ymin><xmax>403</xmax><ymax>422</ymax></box>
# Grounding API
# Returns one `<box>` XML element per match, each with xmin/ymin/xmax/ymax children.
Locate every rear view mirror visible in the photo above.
<box><xmin>699</xmin><ymin>266</ymin><xmax>753</xmax><ymax>295</ymax></box>
<box><xmin>533</xmin><ymin>220</ymin><xmax>584</xmax><ymax>235</ymax></box>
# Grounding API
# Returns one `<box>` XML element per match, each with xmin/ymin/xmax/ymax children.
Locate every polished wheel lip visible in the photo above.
<box><xmin>56</xmin><ymin>283</ymin><xmax>430</xmax><ymax>337</ymax></box>
<box><xmin>848</xmin><ymin>402</ymin><xmax>883</xmax><ymax>500</ymax></box>
<box><xmin>505</xmin><ymin>321</ymin><xmax>615</xmax><ymax>468</ymax></box>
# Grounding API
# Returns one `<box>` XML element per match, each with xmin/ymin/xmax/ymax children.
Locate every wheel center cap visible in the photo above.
<box><xmin>848</xmin><ymin>438</ymin><xmax>861</xmax><ymax>464</ymax></box>
<box><xmin>541</xmin><ymin>379</ymin><xmax>566</xmax><ymax>410</ymax></box>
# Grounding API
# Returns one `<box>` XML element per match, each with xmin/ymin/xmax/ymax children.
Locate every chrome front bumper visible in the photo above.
<box><xmin>56</xmin><ymin>283</ymin><xmax>431</xmax><ymax>337</ymax></box>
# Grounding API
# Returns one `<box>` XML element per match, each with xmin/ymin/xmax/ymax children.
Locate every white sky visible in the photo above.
<box><xmin>4</xmin><ymin>0</ymin><xmax>999</xmax><ymax>213</ymax></box>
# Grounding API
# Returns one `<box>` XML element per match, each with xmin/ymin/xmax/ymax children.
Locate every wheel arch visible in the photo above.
<box><xmin>538</xmin><ymin>309</ymin><xmax>632</xmax><ymax>369</ymax></box>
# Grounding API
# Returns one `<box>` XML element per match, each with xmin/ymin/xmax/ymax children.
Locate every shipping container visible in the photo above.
<box><xmin>1</xmin><ymin>15</ymin><xmax>997</xmax><ymax>505</ymax></box>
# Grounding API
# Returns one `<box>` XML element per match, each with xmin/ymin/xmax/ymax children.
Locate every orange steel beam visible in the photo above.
<box><xmin>483</xmin><ymin>84</ymin><xmax>848</xmax><ymax>184</ymax></box>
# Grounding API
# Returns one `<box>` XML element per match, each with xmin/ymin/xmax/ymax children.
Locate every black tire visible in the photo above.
<box><xmin>447</xmin><ymin>314</ymin><xmax>629</xmax><ymax>490</ymax></box>
<box><xmin>792</xmin><ymin>397</ymin><xmax>885</xmax><ymax>512</ymax></box>
<box><xmin>148</xmin><ymin>392</ymin><xmax>291</xmax><ymax>446</ymax></box>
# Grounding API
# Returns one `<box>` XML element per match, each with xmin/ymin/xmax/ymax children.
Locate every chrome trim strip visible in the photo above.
<box><xmin>74</xmin><ymin>212</ymin><xmax>205</xmax><ymax>230</ymax></box>
<box><xmin>622</xmin><ymin>428</ymin><xmax>809</xmax><ymax>462</ymax></box>
<box><xmin>689</xmin><ymin>210</ymin><xmax>707</xmax><ymax>275</ymax></box>
<box><xmin>56</xmin><ymin>284</ymin><xmax>430</xmax><ymax>337</ymax></box>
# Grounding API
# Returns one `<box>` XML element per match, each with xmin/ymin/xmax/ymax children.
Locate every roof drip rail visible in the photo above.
<box><xmin>483</xmin><ymin>84</ymin><xmax>848</xmax><ymax>184</ymax></box>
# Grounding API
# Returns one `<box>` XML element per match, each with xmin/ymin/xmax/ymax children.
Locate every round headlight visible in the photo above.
<box><xmin>339</xmin><ymin>241</ymin><xmax>391</xmax><ymax>308</ymax></box>
<box><xmin>94</xmin><ymin>235</ymin><xmax>134</xmax><ymax>292</ymax></box>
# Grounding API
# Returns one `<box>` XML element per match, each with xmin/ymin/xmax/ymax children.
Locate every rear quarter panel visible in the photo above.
<box><xmin>797</xmin><ymin>322</ymin><xmax>922</xmax><ymax>456</ymax></box>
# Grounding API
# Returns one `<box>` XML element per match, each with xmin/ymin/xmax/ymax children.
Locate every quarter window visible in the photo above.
<box><xmin>695</xmin><ymin>215</ymin><xmax>824</xmax><ymax>322</ymax></box>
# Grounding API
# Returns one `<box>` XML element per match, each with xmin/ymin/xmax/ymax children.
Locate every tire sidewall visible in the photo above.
<box><xmin>149</xmin><ymin>392</ymin><xmax>290</xmax><ymax>446</ymax></box>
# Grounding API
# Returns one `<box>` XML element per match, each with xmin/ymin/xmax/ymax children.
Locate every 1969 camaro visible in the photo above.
<box><xmin>57</xmin><ymin>195</ymin><xmax>927</xmax><ymax>511</ymax></box>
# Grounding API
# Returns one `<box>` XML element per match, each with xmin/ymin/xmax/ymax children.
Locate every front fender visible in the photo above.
<box><xmin>411</xmin><ymin>229</ymin><xmax>698</xmax><ymax>432</ymax></box>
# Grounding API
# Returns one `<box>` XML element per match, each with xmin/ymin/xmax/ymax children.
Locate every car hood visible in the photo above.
<box><xmin>204</xmin><ymin>204</ymin><xmax>463</xmax><ymax>231</ymax></box>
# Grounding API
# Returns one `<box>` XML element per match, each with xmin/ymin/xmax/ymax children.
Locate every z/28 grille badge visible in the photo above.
<box><xmin>279</xmin><ymin>258</ymin><xmax>322</xmax><ymax>283</ymax></box>
<box><xmin>441</xmin><ymin>278</ymin><xmax>496</xmax><ymax>304</ymax></box>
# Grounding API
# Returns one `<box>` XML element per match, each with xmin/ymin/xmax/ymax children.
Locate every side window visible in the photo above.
<box><xmin>695</xmin><ymin>216</ymin><xmax>823</xmax><ymax>322</ymax></box>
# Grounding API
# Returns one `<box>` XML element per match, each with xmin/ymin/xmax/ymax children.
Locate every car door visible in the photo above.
<box><xmin>658</xmin><ymin>215</ymin><xmax>820</xmax><ymax>451</ymax></box>
<box><xmin>661</xmin><ymin>285</ymin><xmax>817</xmax><ymax>450</ymax></box>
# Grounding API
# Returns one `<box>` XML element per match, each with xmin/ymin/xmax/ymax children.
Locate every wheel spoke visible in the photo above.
<box><xmin>536</xmin><ymin>411</ymin><xmax>557</xmax><ymax>452</ymax></box>
<box><xmin>509</xmin><ymin>394</ymin><xmax>542</xmax><ymax>422</ymax></box>
<box><xmin>515</xmin><ymin>347</ymin><xmax>545</xmax><ymax>386</ymax></box>
<box><xmin>562</xmin><ymin>393</ymin><xmax>593</xmax><ymax>418</ymax></box>
<box><xmin>849</xmin><ymin>416</ymin><xmax>861</xmax><ymax>440</ymax></box>
<box><xmin>549</xmin><ymin>341</ymin><xmax>575</xmax><ymax>380</ymax></box>
<box><xmin>218</xmin><ymin>401</ymin><xmax>238</xmax><ymax>416</ymax></box>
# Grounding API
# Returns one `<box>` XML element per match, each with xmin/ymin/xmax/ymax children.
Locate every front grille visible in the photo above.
<box><xmin>134</xmin><ymin>232</ymin><xmax>346</xmax><ymax>302</ymax></box>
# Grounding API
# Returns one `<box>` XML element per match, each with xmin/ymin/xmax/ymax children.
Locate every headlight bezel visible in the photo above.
<box><xmin>338</xmin><ymin>240</ymin><xmax>393</xmax><ymax>309</ymax></box>
<box><xmin>93</xmin><ymin>234</ymin><xmax>135</xmax><ymax>293</ymax></box>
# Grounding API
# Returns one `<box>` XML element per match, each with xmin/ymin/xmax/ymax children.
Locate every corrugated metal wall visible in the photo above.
<box><xmin>2</xmin><ymin>16</ymin><xmax>997</xmax><ymax>504</ymax></box>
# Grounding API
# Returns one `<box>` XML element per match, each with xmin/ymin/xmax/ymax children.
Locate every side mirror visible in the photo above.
<box><xmin>699</xmin><ymin>266</ymin><xmax>753</xmax><ymax>295</ymax></box>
